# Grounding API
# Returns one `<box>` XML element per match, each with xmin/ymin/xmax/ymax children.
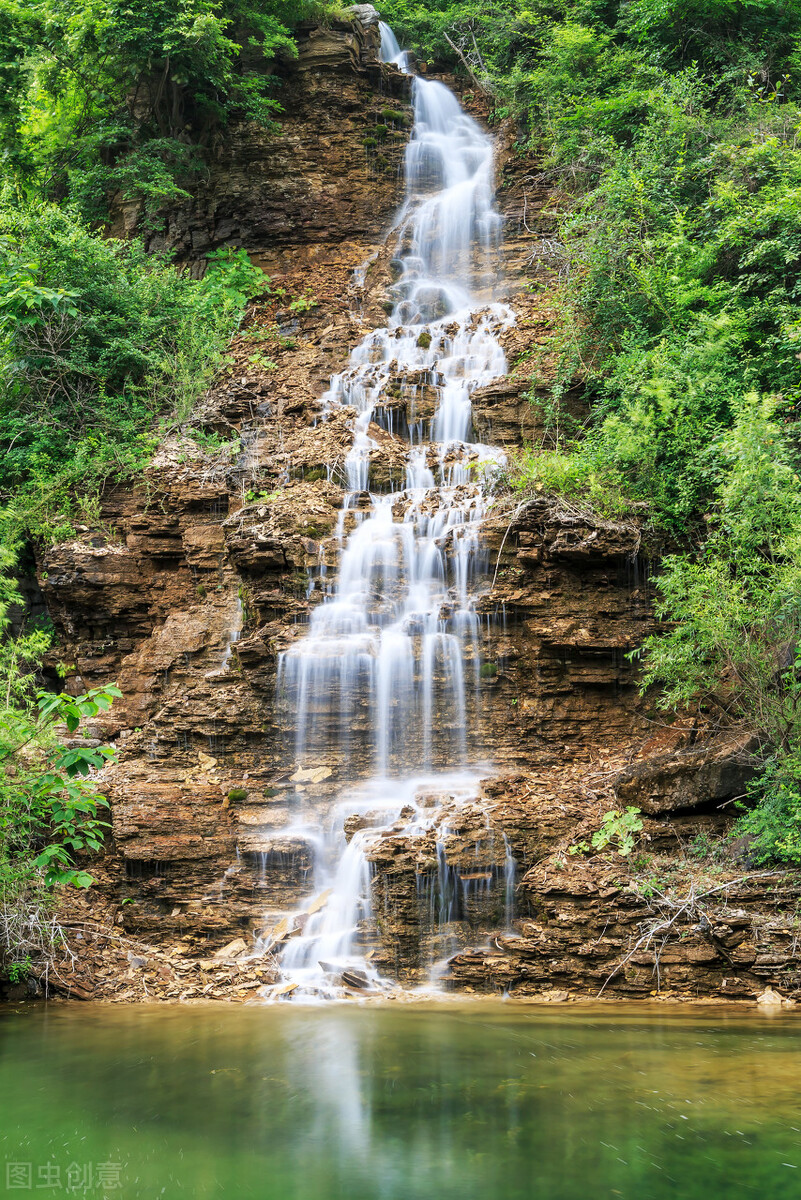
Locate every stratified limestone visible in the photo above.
<box><xmin>131</xmin><ymin>12</ymin><xmax>412</xmax><ymax>279</ymax></box>
<box><xmin>22</xmin><ymin>13</ymin><xmax>800</xmax><ymax>1002</ymax></box>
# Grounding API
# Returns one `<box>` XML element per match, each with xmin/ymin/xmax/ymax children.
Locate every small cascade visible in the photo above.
<box><xmin>265</xmin><ymin>25</ymin><xmax>517</xmax><ymax>999</ymax></box>
<box><xmin>415</xmin><ymin>809</ymin><xmax>517</xmax><ymax>980</ymax></box>
<box><xmin>378</xmin><ymin>21</ymin><xmax>411</xmax><ymax>72</ymax></box>
<box><xmin>221</xmin><ymin>598</ymin><xmax>243</xmax><ymax>670</ymax></box>
<box><xmin>261</xmin><ymin>774</ymin><xmax>500</xmax><ymax>997</ymax></box>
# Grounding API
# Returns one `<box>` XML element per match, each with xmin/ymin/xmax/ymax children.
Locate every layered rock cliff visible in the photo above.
<box><xmin>28</xmin><ymin>10</ymin><xmax>801</xmax><ymax>1005</ymax></box>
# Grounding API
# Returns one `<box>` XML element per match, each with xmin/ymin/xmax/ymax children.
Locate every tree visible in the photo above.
<box><xmin>0</xmin><ymin>0</ymin><xmax>338</xmax><ymax>217</ymax></box>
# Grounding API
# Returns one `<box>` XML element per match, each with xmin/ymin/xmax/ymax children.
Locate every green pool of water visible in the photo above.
<box><xmin>1</xmin><ymin>1002</ymin><xmax>799</xmax><ymax>1198</ymax></box>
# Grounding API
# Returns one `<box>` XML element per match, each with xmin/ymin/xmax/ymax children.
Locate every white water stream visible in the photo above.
<box><xmin>266</xmin><ymin>24</ymin><xmax>515</xmax><ymax>998</ymax></box>
<box><xmin>377</xmin><ymin>20</ymin><xmax>411</xmax><ymax>73</ymax></box>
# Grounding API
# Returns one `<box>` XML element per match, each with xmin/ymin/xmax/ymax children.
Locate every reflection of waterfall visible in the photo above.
<box><xmin>290</xmin><ymin>1016</ymin><xmax>372</xmax><ymax>1158</ymax></box>
<box><xmin>268</xmin><ymin>27</ymin><xmax>516</xmax><ymax>997</ymax></box>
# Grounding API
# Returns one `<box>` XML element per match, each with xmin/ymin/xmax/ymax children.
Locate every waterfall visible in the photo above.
<box><xmin>378</xmin><ymin>20</ymin><xmax>411</xmax><ymax>73</ymax></box>
<box><xmin>221</xmin><ymin>598</ymin><xmax>243</xmax><ymax>670</ymax></box>
<box><xmin>268</xmin><ymin>27</ymin><xmax>515</xmax><ymax>998</ymax></box>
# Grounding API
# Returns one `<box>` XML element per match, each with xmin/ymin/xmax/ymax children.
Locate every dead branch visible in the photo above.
<box><xmin>598</xmin><ymin>871</ymin><xmax>786</xmax><ymax>996</ymax></box>
<box><xmin>442</xmin><ymin>32</ymin><xmax>494</xmax><ymax>96</ymax></box>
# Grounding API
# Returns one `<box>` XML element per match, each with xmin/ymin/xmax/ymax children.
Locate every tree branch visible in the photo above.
<box><xmin>442</xmin><ymin>31</ymin><xmax>493</xmax><ymax>97</ymax></box>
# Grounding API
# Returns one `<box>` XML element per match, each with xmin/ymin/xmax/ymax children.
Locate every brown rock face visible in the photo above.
<box><xmin>477</xmin><ymin>498</ymin><xmax>653</xmax><ymax>764</ymax></box>
<box><xmin>30</xmin><ymin>20</ymin><xmax>800</xmax><ymax>1003</ymax></box>
<box><xmin>613</xmin><ymin>732</ymin><xmax>759</xmax><ymax>815</ymax></box>
<box><xmin>137</xmin><ymin>13</ymin><xmax>412</xmax><ymax>274</ymax></box>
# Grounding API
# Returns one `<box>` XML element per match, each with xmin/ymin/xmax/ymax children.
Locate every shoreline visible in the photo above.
<box><xmin>3</xmin><ymin>989</ymin><xmax>796</xmax><ymax>1013</ymax></box>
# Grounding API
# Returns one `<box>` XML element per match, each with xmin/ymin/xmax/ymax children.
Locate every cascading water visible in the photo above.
<box><xmin>267</xmin><ymin>27</ymin><xmax>515</xmax><ymax>998</ymax></box>
<box><xmin>221</xmin><ymin>598</ymin><xmax>243</xmax><ymax>670</ymax></box>
<box><xmin>378</xmin><ymin>21</ymin><xmax>411</xmax><ymax>73</ymax></box>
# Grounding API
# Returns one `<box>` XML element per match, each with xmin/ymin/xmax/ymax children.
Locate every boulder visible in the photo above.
<box><xmin>613</xmin><ymin>733</ymin><xmax>759</xmax><ymax>815</ymax></box>
<box><xmin>345</xmin><ymin>4</ymin><xmax>381</xmax><ymax>26</ymax></box>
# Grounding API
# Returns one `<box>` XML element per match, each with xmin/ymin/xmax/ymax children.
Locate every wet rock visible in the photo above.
<box><xmin>290</xmin><ymin>766</ymin><xmax>333</xmax><ymax>784</ymax></box>
<box><xmin>272</xmin><ymin>981</ymin><xmax>299</xmax><ymax>998</ymax></box>
<box><xmin>471</xmin><ymin>379</ymin><xmax>544</xmax><ymax>446</ymax></box>
<box><xmin>342</xmin><ymin>968</ymin><xmax>371</xmax><ymax>989</ymax></box>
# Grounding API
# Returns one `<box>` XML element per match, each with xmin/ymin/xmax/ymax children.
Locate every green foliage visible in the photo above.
<box><xmin>0</xmin><ymin>536</ymin><xmax>121</xmax><ymax>969</ymax></box>
<box><xmin>570</xmin><ymin>807</ymin><xmax>644</xmax><ymax>857</ymax></box>
<box><xmin>241</xmin><ymin>323</ymin><xmax>295</xmax><ymax>349</ymax></box>
<box><xmin>0</xmin><ymin>0</ymin><xmax>343</xmax><ymax>221</ymax></box>
<box><xmin>247</xmin><ymin>352</ymin><xmax>277</xmax><ymax>370</ymax></box>
<box><xmin>380</xmin><ymin>0</ymin><xmax>801</xmax><ymax>101</ymax></box>
<box><xmin>6</xmin><ymin>955</ymin><xmax>31</xmax><ymax>983</ymax></box>
<box><xmin>198</xmin><ymin>247</ymin><xmax>270</xmax><ymax>312</ymax></box>
<box><xmin>735</xmin><ymin>753</ymin><xmax>801</xmax><ymax>865</ymax></box>
<box><xmin>377</xmin><ymin>1</ymin><xmax>545</xmax><ymax>86</ymax></box>
<box><xmin>686</xmin><ymin>830</ymin><xmax>727</xmax><ymax>864</ymax></box>
<box><xmin>501</xmin><ymin>445</ymin><xmax>629</xmax><ymax>517</ymax></box>
<box><xmin>548</xmin><ymin>86</ymin><xmax>801</xmax><ymax>525</ymax></box>
<box><xmin>1</xmin><ymin>682</ymin><xmax>121</xmax><ymax>885</ymax></box>
<box><xmin>621</xmin><ymin>0</ymin><xmax>801</xmax><ymax>76</ymax></box>
<box><xmin>287</xmin><ymin>290</ymin><xmax>319</xmax><ymax>314</ymax></box>
<box><xmin>639</xmin><ymin>395</ymin><xmax>801</xmax><ymax>863</ymax></box>
<box><xmin>640</xmin><ymin>395</ymin><xmax>801</xmax><ymax>717</ymax></box>
<box><xmin>184</xmin><ymin>429</ymin><xmax>240</xmax><ymax>454</ymax></box>
<box><xmin>245</xmin><ymin>488</ymin><xmax>280</xmax><ymax>504</ymax></box>
<box><xmin>0</xmin><ymin>206</ymin><xmax>266</xmax><ymax>538</ymax></box>
<box><xmin>0</xmin><ymin>631</ymin><xmax>122</xmax><ymax>966</ymax></box>
<box><xmin>380</xmin><ymin>107</ymin><xmax>410</xmax><ymax>125</ymax></box>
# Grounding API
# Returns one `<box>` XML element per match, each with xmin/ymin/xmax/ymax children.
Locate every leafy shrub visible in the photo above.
<box><xmin>380</xmin><ymin>107</ymin><xmax>410</xmax><ymax>125</ymax></box>
<box><xmin>640</xmin><ymin>395</ymin><xmax>801</xmax><ymax>861</ymax></box>
<box><xmin>735</xmin><ymin>754</ymin><xmax>801</xmax><ymax>865</ymax></box>
<box><xmin>640</xmin><ymin>395</ymin><xmax>801</xmax><ymax>715</ymax></box>
<box><xmin>570</xmin><ymin>807</ymin><xmax>644</xmax><ymax>857</ymax></box>
<box><xmin>0</xmin><ymin>207</ymin><xmax>267</xmax><ymax>534</ymax></box>
<box><xmin>288</xmin><ymin>291</ymin><xmax>318</xmax><ymax>314</ymax></box>
<box><xmin>0</xmin><ymin>536</ymin><xmax>123</xmax><ymax>968</ymax></box>
<box><xmin>0</xmin><ymin>673</ymin><xmax>122</xmax><ymax>967</ymax></box>
<box><xmin>0</xmin><ymin>0</ymin><xmax>344</xmax><ymax>220</ymax></box>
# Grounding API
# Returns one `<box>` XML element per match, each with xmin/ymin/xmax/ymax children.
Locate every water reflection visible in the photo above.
<box><xmin>0</xmin><ymin>1005</ymin><xmax>800</xmax><ymax>1199</ymax></box>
